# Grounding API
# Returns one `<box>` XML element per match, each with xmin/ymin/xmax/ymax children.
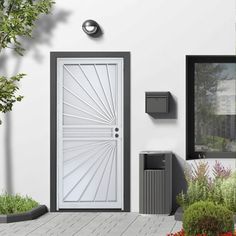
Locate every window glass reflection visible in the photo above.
<box><xmin>194</xmin><ymin>63</ymin><xmax>236</xmax><ymax>152</ymax></box>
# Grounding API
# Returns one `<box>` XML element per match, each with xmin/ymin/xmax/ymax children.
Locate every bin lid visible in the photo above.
<box><xmin>140</xmin><ymin>151</ymin><xmax>172</xmax><ymax>154</ymax></box>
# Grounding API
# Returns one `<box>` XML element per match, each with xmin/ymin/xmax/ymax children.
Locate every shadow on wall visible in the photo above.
<box><xmin>171</xmin><ymin>154</ymin><xmax>189</xmax><ymax>214</ymax></box>
<box><xmin>0</xmin><ymin>53</ymin><xmax>7</xmax><ymax>74</ymax></box>
<box><xmin>4</xmin><ymin>113</ymin><xmax>13</xmax><ymax>194</ymax></box>
<box><xmin>22</xmin><ymin>8</ymin><xmax>71</xmax><ymax>62</ymax></box>
<box><xmin>1</xmin><ymin>7</ymin><xmax>71</xmax><ymax>194</ymax></box>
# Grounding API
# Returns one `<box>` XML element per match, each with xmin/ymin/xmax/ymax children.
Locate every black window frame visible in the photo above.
<box><xmin>186</xmin><ymin>55</ymin><xmax>236</xmax><ymax>160</ymax></box>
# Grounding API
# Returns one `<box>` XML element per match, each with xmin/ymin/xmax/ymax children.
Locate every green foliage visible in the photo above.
<box><xmin>0</xmin><ymin>73</ymin><xmax>25</xmax><ymax>124</ymax></box>
<box><xmin>177</xmin><ymin>161</ymin><xmax>211</xmax><ymax>209</ymax></box>
<box><xmin>0</xmin><ymin>73</ymin><xmax>25</xmax><ymax>112</ymax></box>
<box><xmin>176</xmin><ymin>191</ymin><xmax>187</xmax><ymax>210</ymax></box>
<box><xmin>177</xmin><ymin>180</ymin><xmax>210</xmax><ymax>210</ymax></box>
<box><xmin>203</xmin><ymin>135</ymin><xmax>230</xmax><ymax>152</ymax></box>
<box><xmin>213</xmin><ymin>160</ymin><xmax>232</xmax><ymax>179</ymax></box>
<box><xmin>177</xmin><ymin>161</ymin><xmax>232</xmax><ymax>210</ymax></box>
<box><xmin>209</xmin><ymin>178</ymin><xmax>224</xmax><ymax>205</ymax></box>
<box><xmin>0</xmin><ymin>0</ymin><xmax>54</xmax><ymax>124</ymax></box>
<box><xmin>221</xmin><ymin>173</ymin><xmax>236</xmax><ymax>212</ymax></box>
<box><xmin>0</xmin><ymin>0</ymin><xmax>55</xmax><ymax>55</ymax></box>
<box><xmin>183</xmin><ymin>201</ymin><xmax>234</xmax><ymax>236</ymax></box>
<box><xmin>191</xmin><ymin>160</ymin><xmax>209</xmax><ymax>184</ymax></box>
<box><xmin>0</xmin><ymin>193</ymin><xmax>39</xmax><ymax>214</ymax></box>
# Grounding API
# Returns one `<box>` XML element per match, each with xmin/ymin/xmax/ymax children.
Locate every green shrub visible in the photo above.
<box><xmin>177</xmin><ymin>161</ymin><xmax>232</xmax><ymax>210</ymax></box>
<box><xmin>177</xmin><ymin>161</ymin><xmax>211</xmax><ymax>210</ymax></box>
<box><xmin>0</xmin><ymin>193</ymin><xmax>39</xmax><ymax>214</ymax></box>
<box><xmin>183</xmin><ymin>201</ymin><xmax>234</xmax><ymax>236</ymax></box>
<box><xmin>209</xmin><ymin>178</ymin><xmax>224</xmax><ymax>205</ymax></box>
<box><xmin>177</xmin><ymin>180</ymin><xmax>210</xmax><ymax>210</ymax></box>
<box><xmin>221</xmin><ymin>173</ymin><xmax>236</xmax><ymax>212</ymax></box>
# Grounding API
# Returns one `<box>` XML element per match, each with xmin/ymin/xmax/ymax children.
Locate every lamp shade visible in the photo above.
<box><xmin>82</xmin><ymin>20</ymin><xmax>99</xmax><ymax>35</ymax></box>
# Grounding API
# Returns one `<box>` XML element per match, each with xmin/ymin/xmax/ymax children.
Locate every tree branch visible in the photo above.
<box><xmin>7</xmin><ymin>0</ymin><xmax>15</xmax><ymax>17</ymax></box>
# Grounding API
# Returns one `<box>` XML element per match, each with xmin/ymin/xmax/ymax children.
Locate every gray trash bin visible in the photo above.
<box><xmin>139</xmin><ymin>151</ymin><xmax>172</xmax><ymax>214</ymax></box>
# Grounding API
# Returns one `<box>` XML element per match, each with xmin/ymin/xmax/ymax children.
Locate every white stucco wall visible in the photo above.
<box><xmin>0</xmin><ymin>0</ymin><xmax>235</xmax><ymax>212</ymax></box>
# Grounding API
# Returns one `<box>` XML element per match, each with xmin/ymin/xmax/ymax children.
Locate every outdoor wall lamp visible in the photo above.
<box><xmin>82</xmin><ymin>20</ymin><xmax>100</xmax><ymax>36</ymax></box>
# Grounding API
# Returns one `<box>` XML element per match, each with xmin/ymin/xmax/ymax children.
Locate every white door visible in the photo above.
<box><xmin>57</xmin><ymin>58</ymin><xmax>124</xmax><ymax>209</ymax></box>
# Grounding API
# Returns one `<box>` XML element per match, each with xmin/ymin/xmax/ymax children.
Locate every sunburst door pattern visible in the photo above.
<box><xmin>63</xmin><ymin>139</ymin><xmax>117</xmax><ymax>202</ymax></box>
<box><xmin>63</xmin><ymin>64</ymin><xmax>117</xmax><ymax>125</ymax></box>
<box><xmin>58</xmin><ymin>59</ymin><xmax>123</xmax><ymax>209</ymax></box>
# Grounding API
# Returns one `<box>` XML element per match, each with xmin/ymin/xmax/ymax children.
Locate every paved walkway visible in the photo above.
<box><xmin>0</xmin><ymin>213</ymin><xmax>182</xmax><ymax>236</ymax></box>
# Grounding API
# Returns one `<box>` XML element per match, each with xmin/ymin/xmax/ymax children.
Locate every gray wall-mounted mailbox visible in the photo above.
<box><xmin>145</xmin><ymin>92</ymin><xmax>170</xmax><ymax>114</ymax></box>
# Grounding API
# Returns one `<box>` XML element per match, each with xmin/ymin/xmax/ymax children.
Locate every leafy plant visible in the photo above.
<box><xmin>168</xmin><ymin>229</ymin><xmax>236</xmax><ymax>236</ymax></box>
<box><xmin>221</xmin><ymin>173</ymin><xmax>236</xmax><ymax>212</ymax></box>
<box><xmin>209</xmin><ymin>178</ymin><xmax>224</xmax><ymax>205</ymax></box>
<box><xmin>177</xmin><ymin>161</ymin><xmax>232</xmax><ymax>210</ymax></box>
<box><xmin>177</xmin><ymin>180</ymin><xmax>210</xmax><ymax>210</ymax></box>
<box><xmin>0</xmin><ymin>0</ymin><xmax>55</xmax><ymax>55</ymax></box>
<box><xmin>213</xmin><ymin>160</ymin><xmax>231</xmax><ymax>179</ymax></box>
<box><xmin>0</xmin><ymin>193</ymin><xmax>39</xmax><ymax>214</ymax></box>
<box><xmin>0</xmin><ymin>0</ymin><xmax>54</xmax><ymax>124</ymax></box>
<box><xmin>183</xmin><ymin>201</ymin><xmax>234</xmax><ymax>236</ymax></box>
<box><xmin>208</xmin><ymin>161</ymin><xmax>231</xmax><ymax>206</ymax></box>
<box><xmin>167</xmin><ymin>229</ymin><xmax>185</xmax><ymax>236</ymax></box>
<box><xmin>177</xmin><ymin>161</ymin><xmax>211</xmax><ymax>209</ymax></box>
<box><xmin>191</xmin><ymin>160</ymin><xmax>210</xmax><ymax>184</ymax></box>
<box><xmin>0</xmin><ymin>74</ymin><xmax>25</xmax><ymax>124</ymax></box>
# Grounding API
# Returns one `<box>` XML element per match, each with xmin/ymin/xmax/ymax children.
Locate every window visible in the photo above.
<box><xmin>186</xmin><ymin>56</ymin><xmax>236</xmax><ymax>159</ymax></box>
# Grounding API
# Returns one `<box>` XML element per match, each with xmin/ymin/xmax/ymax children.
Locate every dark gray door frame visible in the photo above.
<box><xmin>50</xmin><ymin>52</ymin><xmax>130</xmax><ymax>212</ymax></box>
